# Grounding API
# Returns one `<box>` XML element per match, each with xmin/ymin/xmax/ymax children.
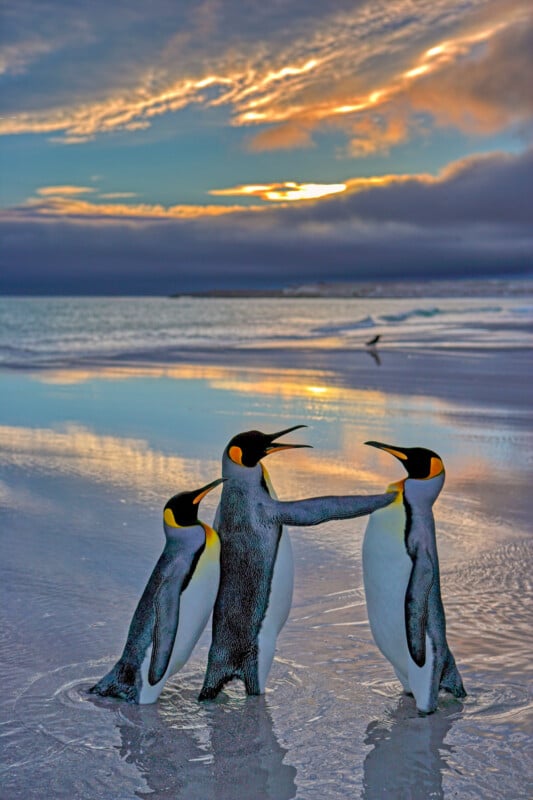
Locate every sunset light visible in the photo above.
<box><xmin>0</xmin><ymin>0</ymin><xmax>530</xmax><ymax>292</ymax></box>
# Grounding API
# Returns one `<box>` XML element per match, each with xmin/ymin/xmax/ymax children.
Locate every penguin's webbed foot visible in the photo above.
<box><xmin>198</xmin><ymin>685</ymin><xmax>221</xmax><ymax>702</ymax></box>
<box><xmin>439</xmin><ymin>655</ymin><xmax>467</xmax><ymax>698</ymax></box>
<box><xmin>416</xmin><ymin>706</ymin><xmax>437</xmax><ymax>717</ymax></box>
<box><xmin>441</xmin><ymin>682</ymin><xmax>467</xmax><ymax>699</ymax></box>
<box><xmin>89</xmin><ymin>664</ymin><xmax>138</xmax><ymax>703</ymax></box>
<box><xmin>89</xmin><ymin>682</ymin><xmax>137</xmax><ymax>702</ymax></box>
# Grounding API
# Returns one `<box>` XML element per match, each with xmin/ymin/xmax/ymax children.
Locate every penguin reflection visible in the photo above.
<box><xmin>113</xmin><ymin>701</ymin><xmax>209</xmax><ymax>800</ymax></box>
<box><xmin>94</xmin><ymin>693</ymin><xmax>297</xmax><ymax>800</ymax></box>
<box><xmin>207</xmin><ymin>696</ymin><xmax>297</xmax><ymax>800</ymax></box>
<box><xmin>362</xmin><ymin>695</ymin><xmax>462</xmax><ymax>800</ymax></box>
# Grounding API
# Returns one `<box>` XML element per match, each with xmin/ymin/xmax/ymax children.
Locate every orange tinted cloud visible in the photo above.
<box><xmin>405</xmin><ymin>16</ymin><xmax>533</xmax><ymax>134</ymax></box>
<box><xmin>21</xmin><ymin>186</ymin><xmax>264</xmax><ymax>219</ymax></box>
<box><xmin>247</xmin><ymin>122</ymin><xmax>315</xmax><ymax>152</ymax></box>
<box><xmin>210</xmin><ymin>181</ymin><xmax>346</xmax><ymax>202</ymax></box>
<box><xmin>98</xmin><ymin>192</ymin><xmax>138</xmax><ymax>199</ymax></box>
<box><xmin>244</xmin><ymin>9</ymin><xmax>532</xmax><ymax>154</ymax></box>
<box><xmin>2</xmin><ymin>1</ymin><xmax>529</xmax><ymax>155</ymax></box>
<box><xmin>348</xmin><ymin>109</ymin><xmax>413</xmax><ymax>157</ymax></box>
<box><xmin>37</xmin><ymin>185</ymin><xmax>95</xmax><ymax>196</ymax></box>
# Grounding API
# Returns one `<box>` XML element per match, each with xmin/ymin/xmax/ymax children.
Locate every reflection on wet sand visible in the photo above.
<box><xmin>364</xmin><ymin>348</ymin><xmax>381</xmax><ymax>366</ymax></box>
<box><xmin>362</xmin><ymin>695</ymin><xmax>462</xmax><ymax>800</ymax></box>
<box><xmin>94</xmin><ymin>693</ymin><xmax>297</xmax><ymax>800</ymax></box>
<box><xmin>207</xmin><ymin>696</ymin><xmax>297</xmax><ymax>800</ymax></box>
<box><xmin>0</xmin><ymin>424</ymin><xmax>216</xmax><ymax>502</ymax></box>
<box><xmin>33</xmin><ymin>361</ymin><xmax>392</xmax><ymax>414</ymax></box>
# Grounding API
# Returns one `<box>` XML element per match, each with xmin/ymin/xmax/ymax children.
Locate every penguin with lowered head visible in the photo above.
<box><xmin>90</xmin><ymin>478</ymin><xmax>224</xmax><ymax>704</ymax></box>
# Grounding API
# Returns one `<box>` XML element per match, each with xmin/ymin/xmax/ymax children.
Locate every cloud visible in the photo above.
<box><xmin>3</xmin><ymin>0</ymin><xmax>529</xmax><ymax>155</ymax></box>
<box><xmin>1</xmin><ymin>147</ymin><xmax>531</xmax><ymax>293</ymax></box>
<box><xmin>405</xmin><ymin>13</ymin><xmax>533</xmax><ymax>134</ymax></box>
<box><xmin>8</xmin><ymin>148</ymin><xmax>533</xmax><ymax>225</ymax></box>
<box><xmin>244</xmin><ymin>6</ymin><xmax>533</xmax><ymax>155</ymax></box>
<box><xmin>14</xmin><ymin>186</ymin><xmax>264</xmax><ymax>219</ymax></box>
<box><xmin>0</xmin><ymin>39</ymin><xmax>57</xmax><ymax>76</ymax></box>
<box><xmin>98</xmin><ymin>192</ymin><xmax>138</xmax><ymax>200</ymax></box>
<box><xmin>37</xmin><ymin>185</ymin><xmax>96</xmax><ymax>196</ymax></box>
<box><xmin>209</xmin><ymin>181</ymin><xmax>346</xmax><ymax>201</ymax></box>
<box><xmin>246</xmin><ymin>122</ymin><xmax>315</xmax><ymax>152</ymax></box>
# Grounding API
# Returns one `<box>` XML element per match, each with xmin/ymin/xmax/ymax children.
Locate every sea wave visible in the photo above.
<box><xmin>0</xmin><ymin>297</ymin><xmax>530</xmax><ymax>367</ymax></box>
<box><xmin>311</xmin><ymin>316</ymin><xmax>377</xmax><ymax>335</ymax></box>
<box><xmin>380</xmin><ymin>305</ymin><xmax>502</xmax><ymax>323</ymax></box>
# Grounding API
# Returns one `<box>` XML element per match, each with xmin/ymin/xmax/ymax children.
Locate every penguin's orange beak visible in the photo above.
<box><xmin>192</xmin><ymin>477</ymin><xmax>226</xmax><ymax>505</ymax></box>
<box><xmin>365</xmin><ymin>441</ymin><xmax>444</xmax><ymax>480</ymax></box>
<box><xmin>364</xmin><ymin>441</ymin><xmax>408</xmax><ymax>461</ymax></box>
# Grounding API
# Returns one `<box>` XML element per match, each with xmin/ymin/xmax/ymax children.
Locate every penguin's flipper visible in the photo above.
<box><xmin>405</xmin><ymin>549</ymin><xmax>435</xmax><ymax>668</ymax></box>
<box><xmin>148</xmin><ymin>578</ymin><xmax>181</xmax><ymax>685</ymax></box>
<box><xmin>275</xmin><ymin>492</ymin><xmax>395</xmax><ymax>526</ymax></box>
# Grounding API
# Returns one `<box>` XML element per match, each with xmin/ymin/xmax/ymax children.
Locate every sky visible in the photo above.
<box><xmin>1</xmin><ymin>0</ymin><xmax>532</xmax><ymax>294</ymax></box>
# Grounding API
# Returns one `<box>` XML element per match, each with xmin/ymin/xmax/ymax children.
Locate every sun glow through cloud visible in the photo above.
<box><xmin>210</xmin><ymin>182</ymin><xmax>347</xmax><ymax>202</ymax></box>
<box><xmin>1</xmin><ymin>0</ymin><xmax>531</xmax><ymax>291</ymax></box>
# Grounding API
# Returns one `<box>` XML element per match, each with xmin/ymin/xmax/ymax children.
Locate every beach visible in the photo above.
<box><xmin>1</xmin><ymin>295</ymin><xmax>532</xmax><ymax>799</ymax></box>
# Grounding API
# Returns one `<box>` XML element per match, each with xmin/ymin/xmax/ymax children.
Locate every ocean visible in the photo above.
<box><xmin>1</xmin><ymin>295</ymin><xmax>532</xmax><ymax>799</ymax></box>
<box><xmin>0</xmin><ymin>295</ymin><xmax>531</xmax><ymax>366</ymax></box>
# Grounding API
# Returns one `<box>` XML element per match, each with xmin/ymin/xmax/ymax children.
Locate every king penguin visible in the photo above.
<box><xmin>89</xmin><ymin>478</ymin><xmax>224</xmax><ymax>704</ymax></box>
<box><xmin>362</xmin><ymin>442</ymin><xmax>466</xmax><ymax>713</ymax></box>
<box><xmin>199</xmin><ymin>425</ymin><xmax>395</xmax><ymax>700</ymax></box>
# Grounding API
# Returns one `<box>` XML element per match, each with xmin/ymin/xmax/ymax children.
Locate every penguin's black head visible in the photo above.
<box><xmin>226</xmin><ymin>425</ymin><xmax>311</xmax><ymax>468</ymax></box>
<box><xmin>163</xmin><ymin>478</ymin><xmax>225</xmax><ymax>528</ymax></box>
<box><xmin>365</xmin><ymin>442</ymin><xmax>444</xmax><ymax>480</ymax></box>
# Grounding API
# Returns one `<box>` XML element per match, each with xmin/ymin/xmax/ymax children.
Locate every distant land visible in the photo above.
<box><xmin>172</xmin><ymin>277</ymin><xmax>533</xmax><ymax>299</ymax></box>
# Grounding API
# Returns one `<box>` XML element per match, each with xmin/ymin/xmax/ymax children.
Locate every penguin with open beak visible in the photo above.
<box><xmin>199</xmin><ymin>425</ymin><xmax>395</xmax><ymax>700</ymax></box>
<box><xmin>362</xmin><ymin>442</ymin><xmax>466</xmax><ymax>713</ymax></box>
<box><xmin>89</xmin><ymin>478</ymin><xmax>224</xmax><ymax>704</ymax></box>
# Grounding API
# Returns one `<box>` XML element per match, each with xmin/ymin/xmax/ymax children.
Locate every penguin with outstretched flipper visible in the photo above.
<box><xmin>199</xmin><ymin>426</ymin><xmax>395</xmax><ymax>700</ymax></box>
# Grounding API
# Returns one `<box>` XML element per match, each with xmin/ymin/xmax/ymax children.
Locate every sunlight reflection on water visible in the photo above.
<box><xmin>1</xmin><ymin>353</ymin><xmax>532</xmax><ymax>799</ymax></box>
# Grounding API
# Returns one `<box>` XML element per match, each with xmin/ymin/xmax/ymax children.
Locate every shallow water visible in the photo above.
<box><xmin>1</xmin><ymin>300</ymin><xmax>532</xmax><ymax>799</ymax></box>
<box><xmin>0</xmin><ymin>296</ymin><xmax>532</xmax><ymax>366</ymax></box>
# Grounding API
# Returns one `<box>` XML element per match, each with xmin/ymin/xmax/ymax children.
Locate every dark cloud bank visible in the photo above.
<box><xmin>1</xmin><ymin>148</ymin><xmax>532</xmax><ymax>295</ymax></box>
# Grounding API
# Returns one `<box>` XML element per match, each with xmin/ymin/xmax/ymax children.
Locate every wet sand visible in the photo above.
<box><xmin>1</xmin><ymin>347</ymin><xmax>532</xmax><ymax>799</ymax></box>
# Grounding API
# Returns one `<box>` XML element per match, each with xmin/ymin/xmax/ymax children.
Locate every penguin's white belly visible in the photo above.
<box><xmin>408</xmin><ymin>633</ymin><xmax>436</xmax><ymax>713</ymax></box>
<box><xmin>138</xmin><ymin>542</ymin><xmax>220</xmax><ymax>704</ymax></box>
<box><xmin>257</xmin><ymin>528</ymin><xmax>294</xmax><ymax>692</ymax></box>
<box><xmin>362</xmin><ymin>501</ymin><xmax>412</xmax><ymax>680</ymax></box>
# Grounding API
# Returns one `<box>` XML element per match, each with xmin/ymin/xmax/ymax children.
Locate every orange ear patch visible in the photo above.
<box><xmin>228</xmin><ymin>445</ymin><xmax>244</xmax><ymax>465</ymax></box>
<box><xmin>428</xmin><ymin>456</ymin><xmax>444</xmax><ymax>478</ymax></box>
<box><xmin>201</xmin><ymin>523</ymin><xmax>219</xmax><ymax>548</ymax></box>
<box><xmin>164</xmin><ymin>508</ymin><xmax>179</xmax><ymax>528</ymax></box>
